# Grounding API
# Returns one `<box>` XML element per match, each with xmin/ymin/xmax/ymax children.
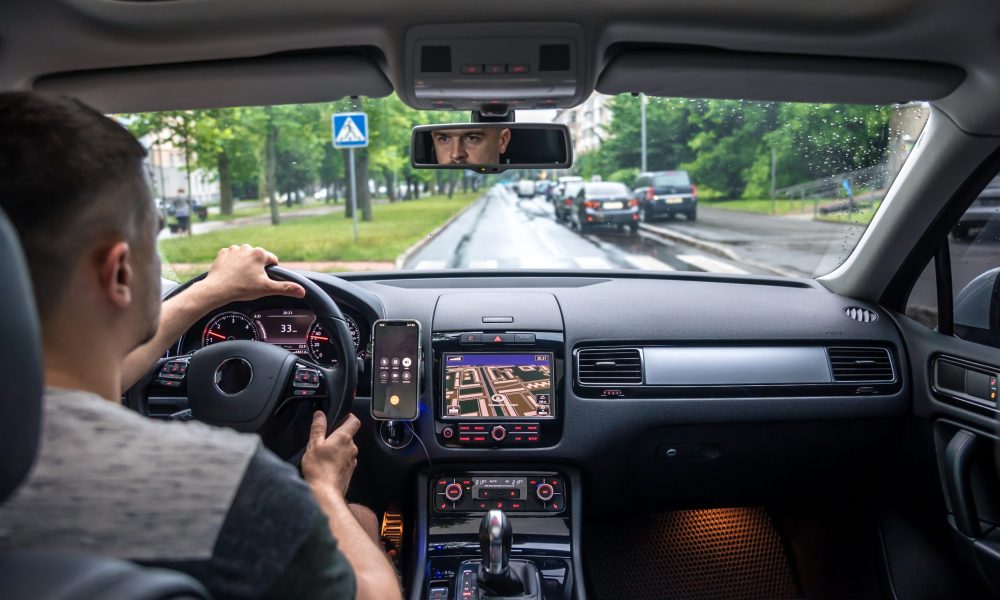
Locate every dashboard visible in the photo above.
<box><xmin>160</xmin><ymin>270</ymin><xmax>911</xmax><ymax>514</ymax></box>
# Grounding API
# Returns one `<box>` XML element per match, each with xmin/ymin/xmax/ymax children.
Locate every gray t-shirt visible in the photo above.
<box><xmin>0</xmin><ymin>388</ymin><xmax>355</xmax><ymax>599</ymax></box>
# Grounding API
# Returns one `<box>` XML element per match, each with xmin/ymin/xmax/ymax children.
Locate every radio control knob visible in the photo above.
<box><xmin>536</xmin><ymin>483</ymin><xmax>555</xmax><ymax>502</ymax></box>
<box><xmin>445</xmin><ymin>483</ymin><xmax>464</xmax><ymax>502</ymax></box>
<box><xmin>490</xmin><ymin>425</ymin><xmax>507</xmax><ymax>442</ymax></box>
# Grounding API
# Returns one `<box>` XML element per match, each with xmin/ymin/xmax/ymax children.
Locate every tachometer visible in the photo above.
<box><xmin>203</xmin><ymin>312</ymin><xmax>259</xmax><ymax>347</ymax></box>
<box><xmin>307</xmin><ymin>316</ymin><xmax>361</xmax><ymax>364</ymax></box>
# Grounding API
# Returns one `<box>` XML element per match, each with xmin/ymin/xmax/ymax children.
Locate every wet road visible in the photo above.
<box><xmin>405</xmin><ymin>185</ymin><xmax>763</xmax><ymax>274</ymax></box>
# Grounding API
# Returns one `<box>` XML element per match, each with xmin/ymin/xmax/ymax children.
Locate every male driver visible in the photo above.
<box><xmin>0</xmin><ymin>92</ymin><xmax>400</xmax><ymax>600</ymax></box>
<box><xmin>432</xmin><ymin>127</ymin><xmax>511</xmax><ymax>165</ymax></box>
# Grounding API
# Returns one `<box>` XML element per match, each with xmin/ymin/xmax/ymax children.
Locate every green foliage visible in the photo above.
<box><xmin>607</xmin><ymin>167</ymin><xmax>640</xmax><ymax>188</ymax></box>
<box><xmin>583</xmin><ymin>96</ymin><xmax>897</xmax><ymax>200</ymax></box>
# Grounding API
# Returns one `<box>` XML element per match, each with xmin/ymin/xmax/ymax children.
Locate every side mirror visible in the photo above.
<box><xmin>411</xmin><ymin>123</ymin><xmax>572</xmax><ymax>174</ymax></box>
<box><xmin>954</xmin><ymin>267</ymin><xmax>1000</xmax><ymax>344</ymax></box>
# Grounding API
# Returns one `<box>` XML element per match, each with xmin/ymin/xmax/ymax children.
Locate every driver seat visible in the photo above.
<box><xmin>0</xmin><ymin>207</ymin><xmax>210</xmax><ymax>599</ymax></box>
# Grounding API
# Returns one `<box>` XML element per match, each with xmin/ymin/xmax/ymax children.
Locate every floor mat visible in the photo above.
<box><xmin>584</xmin><ymin>507</ymin><xmax>802</xmax><ymax>600</ymax></box>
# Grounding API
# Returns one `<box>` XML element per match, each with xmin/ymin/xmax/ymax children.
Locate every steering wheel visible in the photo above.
<box><xmin>126</xmin><ymin>266</ymin><xmax>358</xmax><ymax>460</ymax></box>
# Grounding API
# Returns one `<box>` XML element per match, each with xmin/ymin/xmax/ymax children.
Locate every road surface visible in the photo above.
<box><xmin>405</xmin><ymin>187</ymin><xmax>767</xmax><ymax>275</ymax></box>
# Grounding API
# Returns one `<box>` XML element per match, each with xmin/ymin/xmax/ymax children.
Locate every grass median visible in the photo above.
<box><xmin>704</xmin><ymin>198</ymin><xmax>820</xmax><ymax>216</ymax></box>
<box><xmin>160</xmin><ymin>192</ymin><xmax>478</xmax><ymax>273</ymax></box>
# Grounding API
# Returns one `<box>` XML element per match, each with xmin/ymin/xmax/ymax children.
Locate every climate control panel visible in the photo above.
<box><xmin>432</xmin><ymin>474</ymin><xmax>566</xmax><ymax>514</ymax></box>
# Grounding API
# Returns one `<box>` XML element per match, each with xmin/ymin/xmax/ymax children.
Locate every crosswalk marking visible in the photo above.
<box><xmin>574</xmin><ymin>256</ymin><xmax>614</xmax><ymax>269</ymax></box>
<box><xmin>677</xmin><ymin>254</ymin><xmax>748</xmax><ymax>274</ymax></box>
<box><xmin>469</xmin><ymin>259</ymin><xmax>499</xmax><ymax>269</ymax></box>
<box><xmin>624</xmin><ymin>255</ymin><xmax>675</xmax><ymax>271</ymax></box>
<box><xmin>413</xmin><ymin>260</ymin><xmax>447</xmax><ymax>270</ymax></box>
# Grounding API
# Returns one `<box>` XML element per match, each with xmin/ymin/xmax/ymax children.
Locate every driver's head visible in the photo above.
<box><xmin>0</xmin><ymin>92</ymin><xmax>161</xmax><ymax>358</ymax></box>
<box><xmin>432</xmin><ymin>127</ymin><xmax>511</xmax><ymax>165</ymax></box>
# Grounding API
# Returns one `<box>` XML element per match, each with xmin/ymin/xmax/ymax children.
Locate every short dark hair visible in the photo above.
<box><xmin>0</xmin><ymin>92</ymin><xmax>151</xmax><ymax>319</ymax></box>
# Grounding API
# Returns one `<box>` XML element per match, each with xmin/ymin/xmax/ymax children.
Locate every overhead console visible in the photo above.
<box><xmin>431</xmin><ymin>292</ymin><xmax>565</xmax><ymax>449</ymax></box>
<box><xmin>402</xmin><ymin>23</ymin><xmax>588</xmax><ymax>111</ymax></box>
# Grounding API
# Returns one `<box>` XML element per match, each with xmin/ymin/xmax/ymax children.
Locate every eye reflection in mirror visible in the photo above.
<box><xmin>432</xmin><ymin>127</ymin><xmax>512</xmax><ymax>165</ymax></box>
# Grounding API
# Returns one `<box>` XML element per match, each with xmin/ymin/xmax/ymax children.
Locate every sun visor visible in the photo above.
<box><xmin>596</xmin><ymin>48</ymin><xmax>965</xmax><ymax>104</ymax></box>
<box><xmin>32</xmin><ymin>52</ymin><xmax>393</xmax><ymax>113</ymax></box>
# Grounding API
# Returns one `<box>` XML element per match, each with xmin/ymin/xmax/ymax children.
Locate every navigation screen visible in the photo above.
<box><xmin>442</xmin><ymin>353</ymin><xmax>554</xmax><ymax>419</ymax></box>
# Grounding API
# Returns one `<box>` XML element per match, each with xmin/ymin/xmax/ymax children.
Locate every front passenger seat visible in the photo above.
<box><xmin>0</xmin><ymin>208</ymin><xmax>210</xmax><ymax>600</ymax></box>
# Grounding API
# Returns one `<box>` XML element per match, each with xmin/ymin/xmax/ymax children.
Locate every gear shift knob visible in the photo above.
<box><xmin>479</xmin><ymin>509</ymin><xmax>512</xmax><ymax>576</ymax></box>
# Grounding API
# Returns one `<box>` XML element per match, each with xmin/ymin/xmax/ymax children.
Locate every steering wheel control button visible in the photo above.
<box><xmin>214</xmin><ymin>358</ymin><xmax>254</xmax><ymax>395</ymax></box>
<box><xmin>490</xmin><ymin>425</ymin><xmax>507</xmax><ymax>441</ymax></box>
<box><xmin>536</xmin><ymin>483</ymin><xmax>555</xmax><ymax>502</ymax></box>
<box><xmin>445</xmin><ymin>483</ymin><xmax>464</xmax><ymax>502</ymax></box>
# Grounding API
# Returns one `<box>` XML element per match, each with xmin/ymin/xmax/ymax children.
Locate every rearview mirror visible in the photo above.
<box><xmin>411</xmin><ymin>123</ymin><xmax>572</xmax><ymax>173</ymax></box>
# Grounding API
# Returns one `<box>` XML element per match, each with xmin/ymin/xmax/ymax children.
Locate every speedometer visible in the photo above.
<box><xmin>203</xmin><ymin>312</ymin><xmax>259</xmax><ymax>347</ymax></box>
<box><xmin>307</xmin><ymin>316</ymin><xmax>361</xmax><ymax>364</ymax></box>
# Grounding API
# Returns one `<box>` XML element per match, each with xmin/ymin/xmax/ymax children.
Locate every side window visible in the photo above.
<box><xmin>907</xmin><ymin>175</ymin><xmax>1000</xmax><ymax>348</ymax></box>
<box><xmin>949</xmin><ymin>177</ymin><xmax>1000</xmax><ymax>347</ymax></box>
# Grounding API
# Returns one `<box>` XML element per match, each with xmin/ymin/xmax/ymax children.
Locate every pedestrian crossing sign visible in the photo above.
<box><xmin>332</xmin><ymin>112</ymin><xmax>368</xmax><ymax>148</ymax></box>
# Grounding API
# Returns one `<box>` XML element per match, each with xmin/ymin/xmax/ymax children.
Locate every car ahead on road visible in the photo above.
<box><xmin>633</xmin><ymin>170</ymin><xmax>698</xmax><ymax>221</ymax></box>
<box><xmin>516</xmin><ymin>179</ymin><xmax>536</xmax><ymax>198</ymax></box>
<box><xmin>570</xmin><ymin>181</ymin><xmax>640</xmax><ymax>233</ymax></box>
<box><xmin>954</xmin><ymin>174</ymin><xmax>1000</xmax><ymax>239</ymax></box>
<box><xmin>554</xmin><ymin>180</ymin><xmax>585</xmax><ymax>222</ymax></box>
<box><xmin>550</xmin><ymin>175</ymin><xmax>584</xmax><ymax>202</ymax></box>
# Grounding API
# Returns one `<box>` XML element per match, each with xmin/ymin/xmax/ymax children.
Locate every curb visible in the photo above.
<box><xmin>638</xmin><ymin>223</ymin><xmax>741</xmax><ymax>261</ymax></box>
<box><xmin>393</xmin><ymin>194</ymin><xmax>485</xmax><ymax>270</ymax></box>
<box><xmin>638</xmin><ymin>222</ymin><xmax>801</xmax><ymax>278</ymax></box>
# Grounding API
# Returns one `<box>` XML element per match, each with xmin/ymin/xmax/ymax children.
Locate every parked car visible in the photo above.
<box><xmin>550</xmin><ymin>175</ymin><xmax>583</xmax><ymax>202</ymax></box>
<box><xmin>554</xmin><ymin>181</ymin><xmax>585</xmax><ymax>222</ymax></box>
<box><xmin>570</xmin><ymin>181</ymin><xmax>639</xmax><ymax>233</ymax></box>
<box><xmin>633</xmin><ymin>170</ymin><xmax>697</xmax><ymax>221</ymax></box>
<box><xmin>954</xmin><ymin>174</ymin><xmax>1000</xmax><ymax>239</ymax></box>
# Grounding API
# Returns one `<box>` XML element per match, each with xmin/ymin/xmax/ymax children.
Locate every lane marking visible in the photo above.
<box><xmin>624</xmin><ymin>255</ymin><xmax>675</xmax><ymax>271</ymax></box>
<box><xmin>469</xmin><ymin>259</ymin><xmax>499</xmax><ymax>269</ymax></box>
<box><xmin>574</xmin><ymin>256</ymin><xmax>614</xmax><ymax>269</ymax></box>
<box><xmin>413</xmin><ymin>260</ymin><xmax>447</xmax><ymax>270</ymax></box>
<box><xmin>677</xmin><ymin>254</ymin><xmax>749</xmax><ymax>274</ymax></box>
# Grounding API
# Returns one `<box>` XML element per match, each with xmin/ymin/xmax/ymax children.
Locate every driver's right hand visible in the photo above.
<box><xmin>302</xmin><ymin>412</ymin><xmax>361</xmax><ymax>497</ymax></box>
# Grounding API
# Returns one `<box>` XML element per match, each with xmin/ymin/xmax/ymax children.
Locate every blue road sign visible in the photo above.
<box><xmin>332</xmin><ymin>112</ymin><xmax>368</xmax><ymax>149</ymax></box>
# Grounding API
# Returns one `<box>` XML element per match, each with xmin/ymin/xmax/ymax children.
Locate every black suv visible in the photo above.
<box><xmin>632</xmin><ymin>170</ymin><xmax>697</xmax><ymax>222</ymax></box>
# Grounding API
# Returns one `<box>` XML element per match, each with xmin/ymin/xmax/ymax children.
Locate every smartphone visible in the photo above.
<box><xmin>370</xmin><ymin>319</ymin><xmax>421</xmax><ymax>421</ymax></box>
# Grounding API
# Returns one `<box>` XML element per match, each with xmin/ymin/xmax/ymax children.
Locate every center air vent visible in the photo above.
<box><xmin>844</xmin><ymin>306</ymin><xmax>879</xmax><ymax>323</ymax></box>
<box><xmin>577</xmin><ymin>348</ymin><xmax>643</xmax><ymax>386</ymax></box>
<box><xmin>827</xmin><ymin>347</ymin><xmax>894</xmax><ymax>382</ymax></box>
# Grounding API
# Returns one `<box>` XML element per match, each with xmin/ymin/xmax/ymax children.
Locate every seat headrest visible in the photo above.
<box><xmin>0</xmin><ymin>208</ymin><xmax>43</xmax><ymax>501</ymax></box>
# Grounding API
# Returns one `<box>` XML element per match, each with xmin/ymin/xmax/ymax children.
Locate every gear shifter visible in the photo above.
<box><xmin>475</xmin><ymin>510</ymin><xmax>541</xmax><ymax>599</ymax></box>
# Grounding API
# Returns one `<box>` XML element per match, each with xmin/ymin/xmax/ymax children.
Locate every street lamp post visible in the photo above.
<box><xmin>640</xmin><ymin>93</ymin><xmax>648</xmax><ymax>173</ymax></box>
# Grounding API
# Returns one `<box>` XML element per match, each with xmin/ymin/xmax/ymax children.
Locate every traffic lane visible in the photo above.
<box><xmin>654</xmin><ymin>206</ymin><xmax>866</xmax><ymax>277</ymax></box>
<box><xmin>406</xmin><ymin>186</ymin><xmax>769</xmax><ymax>274</ymax></box>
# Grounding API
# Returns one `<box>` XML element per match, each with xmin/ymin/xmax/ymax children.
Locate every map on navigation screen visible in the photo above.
<box><xmin>442</xmin><ymin>353</ymin><xmax>554</xmax><ymax>418</ymax></box>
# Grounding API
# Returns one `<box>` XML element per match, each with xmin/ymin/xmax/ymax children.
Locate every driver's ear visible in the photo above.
<box><xmin>499</xmin><ymin>128</ymin><xmax>512</xmax><ymax>154</ymax></box>
<box><xmin>97</xmin><ymin>241</ymin><xmax>133</xmax><ymax>309</ymax></box>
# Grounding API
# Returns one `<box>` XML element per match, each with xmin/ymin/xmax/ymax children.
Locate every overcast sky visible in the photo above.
<box><xmin>516</xmin><ymin>109</ymin><xmax>557</xmax><ymax>123</ymax></box>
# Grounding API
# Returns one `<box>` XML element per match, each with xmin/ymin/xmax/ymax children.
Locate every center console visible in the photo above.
<box><xmin>411</xmin><ymin>468</ymin><xmax>583</xmax><ymax>600</ymax></box>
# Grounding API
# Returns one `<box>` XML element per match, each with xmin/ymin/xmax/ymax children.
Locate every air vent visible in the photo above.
<box><xmin>844</xmin><ymin>306</ymin><xmax>879</xmax><ymax>323</ymax></box>
<box><xmin>539</xmin><ymin>44</ymin><xmax>571</xmax><ymax>71</ymax></box>
<box><xmin>827</xmin><ymin>347</ymin><xmax>894</xmax><ymax>382</ymax></box>
<box><xmin>420</xmin><ymin>46</ymin><xmax>452</xmax><ymax>73</ymax></box>
<box><xmin>577</xmin><ymin>348</ymin><xmax>643</xmax><ymax>385</ymax></box>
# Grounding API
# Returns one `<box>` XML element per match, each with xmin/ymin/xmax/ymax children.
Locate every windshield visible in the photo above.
<box><xmin>124</xmin><ymin>94</ymin><xmax>925</xmax><ymax>281</ymax></box>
